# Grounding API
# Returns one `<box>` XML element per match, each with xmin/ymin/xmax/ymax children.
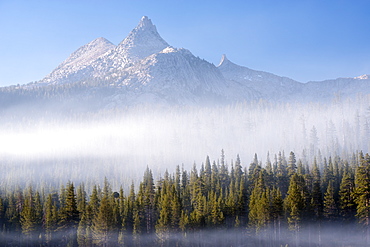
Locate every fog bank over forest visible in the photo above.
<box><xmin>0</xmin><ymin>96</ymin><xmax>369</xmax><ymax>189</ymax></box>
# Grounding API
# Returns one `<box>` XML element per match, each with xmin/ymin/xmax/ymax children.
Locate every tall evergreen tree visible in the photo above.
<box><xmin>354</xmin><ymin>154</ymin><xmax>370</xmax><ymax>241</ymax></box>
<box><xmin>20</xmin><ymin>187</ymin><xmax>41</xmax><ymax>243</ymax></box>
<box><xmin>141</xmin><ymin>167</ymin><xmax>156</xmax><ymax>234</ymax></box>
<box><xmin>270</xmin><ymin>187</ymin><xmax>284</xmax><ymax>243</ymax></box>
<box><xmin>92</xmin><ymin>194</ymin><xmax>115</xmax><ymax>246</ymax></box>
<box><xmin>248</xmin><ymin>153</ymin><xmax>259</xmax><ymax>185</ymax></box>
<box><xmin>287</xmin><ymin>151</ymin><xmax>297</xmax><ymax>177</ymax></box>
<box><xmin>285</xmin><ymin>173</ymin><xmax>307</xmax><ymax>234</ymax></box>
<box><xmin>297</xmin><ymin>159</ymin><xmax>305</xmax><ymax>175</ymax></box>
<box><xmin>276</xmin><ymin>151</ymin><xmax>289</xmax><ymax>196</ymax></box>
<box><xmin>58</xmin><ymin>182</ymin><xmax>79</xmax><ymax>246</ymax></box>
<box><xmin>77</xmin><ymin>204</ymin><xmax>93</xmax><ymax>247</ymax></box>
<box><xmin>89</xmin><ymin>185</ymin><xmax>100</xmax><ymax>218</ymax></box>
<box><xmin>265</xmin><ymin>152</ymin><xmax>275</xmax><ymax>188</ymax></box>
<box><xmin>339</xmin><ymin>171</ymin><xmax>356</xmax><ymax>222</ymax></box>
<box><xmin>323</xmin><ymin>180</ymin><xmax>338</xmax><ymax>221</ymax></box>
<box><xmin>208</xmin><ymin>191</ymin><xmax>224</xmax><ymax>227</ymax></box>
<box><xmin>311</xmin><ymin>158</ymin><xmax>323</xmax><ymax>221</ymax></box>
<box><xmin>155</xmin><ymin>179</ymin><xmax>172</xmax><ymax>245</ymax></box>
<box><xmin>44</xmin><ymin>193</ymin><xmax>58</xmax><ymax>245</ymax></box>
<box><xmin>249</xmin><ymin>170</ymin><xmax>270</xmax><ymax>233</ymax></box>
<box><xmin>6</xmin><ymin>191</ymin><xmax>22</xmax><ymax>233</ymax></box>
<box><xmin>77</xmin><ymin>183</ymin><xmax>87</xmax><ymax>217</ymax></box>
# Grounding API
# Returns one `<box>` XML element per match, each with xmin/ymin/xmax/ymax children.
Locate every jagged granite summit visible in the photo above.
<box><xmin>33</xmin><ymin>16</ymin><xmax>260</xmax><ymax>106</ymax></box>
<box><xmin>116</xmin><ymin>16</ymin><xmax>169</xmax><ymax>61</ymax></box>
<box><xmin>6</xmin><ymin>16</ymin><xmax>370</xmax><ymax>109</ymax></box>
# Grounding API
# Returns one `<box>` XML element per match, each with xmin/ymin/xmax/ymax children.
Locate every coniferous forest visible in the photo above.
<box><xmin>1</xmin><ymin>151</ymin><xmax>370</xmax><ymax>246</ymax></box>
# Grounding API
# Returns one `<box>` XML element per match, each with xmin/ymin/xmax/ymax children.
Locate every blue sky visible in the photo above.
<box><xmin>0</xmin><ymin>0</ymin><xmax>369</xmax><ymax>86</ymax></box>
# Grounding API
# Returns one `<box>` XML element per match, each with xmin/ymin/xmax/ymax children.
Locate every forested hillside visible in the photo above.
<box><xmin>1</xmin><ymin>151</ymin><xmax>370</xmax><ymax>246</ymax></box>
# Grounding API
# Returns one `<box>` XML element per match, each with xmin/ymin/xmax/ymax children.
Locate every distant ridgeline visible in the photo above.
<box><xmin>0</xmin><ymin>151</ymin><xmax>370</xmax><ymax>246</ymax></box>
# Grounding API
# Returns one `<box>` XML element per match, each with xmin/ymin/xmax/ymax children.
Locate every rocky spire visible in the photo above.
<box><xmin>116</xmin><ymin>16</ymin><xmax>169</xmax><ymax>60</ymax></box>
<box><xmin>218</xmin><ymin>54</ymin><xmax>229</xmax><ymax>67</ymax></box>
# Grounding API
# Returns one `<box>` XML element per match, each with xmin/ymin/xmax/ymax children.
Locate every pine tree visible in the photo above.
<box><xmin>34</xmin><ymin>192</ymin><xmax>43</xmax><ymax>229</ymax></box>
<box><xmin>219</xmin><ymin>154</ymin><xmax>230</xmax><ymax>195</ymax></box>
<box><xmin>175</xmin><ymin>165</ymin><xmax>181</xmax><ymax>197</ymax></box>
<box><xmin>203</xmin><ymin>156</ymin><xmax>212</xmax><ymax>195</ymax></box>
<box><xmin>354</xmin><ymin>154</ymin><xmax>370</xmax><ymax>241</ymax></box>
<box><xmin>20</xmin><ymin>188</ymin><xmax>39</xmax><ymax>242</ymax></box>
<box><xmin>235</xmin><ymin>154</ymin><xmax>244</xmax><ymax>187</ymax></box>
<box><xmin>297</xmin><ymin>159</ymin><xmax>305</xmax><ymax>175</ymax></box>
<box><xmin>309</xmin><ymin>125</ymin><xmax>319</xmax><ymax>157</ymax></box>
<box><xmin>179</xmin><ymin>210</ymin><xmax>189</xmax><ymax>232</ymax></box>
<box><xmin>89</xmin><ymin>185</ymin><xmax>100</xmax><ymax>218</ymax></box>
<box><xmin>323</xmin><ymin>180</ymin><xmax>338</xmax><ymax>221</ymax></box>
<box><xmin>225</xmin><ymin>182</ymin><xmax>236</xmax><ymax>225</ymax></box>
<box><xmin>58</xmin><ymin>182</ymin><xmax>79</xmax><ymax>246</ymax></box>
<box><xmin>117</xmin><ymin>186</ymin><xmax>130</xmax><ymax>246</ymax></box>
<box><xmin>208</xmin><ymin>191</ymin><xmax>224</xmax><ymax>227</ymax></box>
<box><xmin>248</xmin><ymin>153</ymin><xmax>259</xmax><ymax>186</ymax></box>
<box><xmin>170</xmin><ymin>185</ymin><xmax>182</xmax><ymax>231</ymax></box>
<box><xmin>236</xmin><ymin>175</ymin><xmax>248</xmax><ymax>222</ymax></box>
<box><xmin>132</xmin><ymin>200</ymin><xmax>142</xmax><ymax>246</ymax></box>
<box><xmin>287</xmin><ymin>151</ymin><xmax>297</xmax><ymax>177</ymax></box>
<box><xmin>141</xmin><ymin>167</ymin><xmax>156</xmax><ymax>234</ymax></box>
<box><xmin>276</xmin><ymin>151</ymin><xmax>289</xmax><ymax>196</ymax></box>
<box><xmin>248</xmin><ymin>170</ymin><xmax>270</xmax><ymax>233</ymax></box>
<box><xmin>59</xmin><ymin>184</ymin><xmax>66</xmax><ymax>208</ymax></box>
<box><xmin>285</xmin><ymin>173</ymin><xmax>307</xmax><ymax>234</ymax></box>
<box><xmin>265</xmin><ymin>152</ymin><xmax>275</xmax><ymax>188</ymax></box>
<box><xmin>92</xmin><ymin>194</ymin><xmax>115</xmax><ymax>246</ymax></box>
<box><xmin>155</xmin><ymin>181</ymin><xmax>172</xmax><ymax>245</ymax></box>
<box><xmin>44</xmin><ymin>193</ymin><xmax>58</xmax><ymax>245</ymax></box>
<box><xmin>190</xmin><ymin>195</ymin><xmax>206</xmax><ymax>229</ymax></box>
<box><xmin>6</xmin><ymin>191</ymin><xmax>22</xmax><ymax>233</ymax></box>
<box><xmin>321</xmin><ymin>157</ymin><xmax>333</xmax><ymax>193</ymax></box>
<box><xmin>311</xmin><ymin>158</ymin><xmax>323</xmax><ymax>221</ymax></box>
<box><xmin>77</xmin><ymin>204</ymin><xmax>93</xmax><ymax>247</ymax></box>
<box><xmin>211</xmin><ymin>161</ymin><xmax>220</xmax><ymax>195</ymax></box>
<box><xmin>111</xmin><ymin>191</ymin><xmax>121</xmax><ymax>241</ymax></box>
<box><xmin>270</xmin><ymin>187</ymin><xmax>284</xmax><ymax>243</ymax></box>
<box><xmin>76</xmin><ymin>183</ymin><xmax>87</xmax><ymax>217</ymax></box>
<box><xmin>339</xmin><ymin>171</ymin><xmax>356</xmax><ymax>222</ymax></box>
<box><xmin>134</xmin><ymin>183</ymin><xmax>145</xmax><ymax>237</ymax></box>
<box><xmin>122</xmin><ymin>182</ymin><xmax>135</xmax><ymax>235</ymax></box>
<box><xmin>181</xmin><ymin>167</ymin><xmax>192</xmax><ymax>214</ymax></box>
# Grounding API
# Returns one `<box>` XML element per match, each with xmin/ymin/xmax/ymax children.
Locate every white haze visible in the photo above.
<box><xmin>0</xmin><ymin>97</ymin><xmax>369</xmax><ymax>190</ymax></box>
<box><xmin>2</xmin><ymin>225</ymin><xmax>367</xmax><ymax>246</ymax></box>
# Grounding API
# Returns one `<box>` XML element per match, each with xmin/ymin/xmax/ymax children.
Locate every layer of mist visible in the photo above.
<box><xmin>1</xmin><ymin>225</ymin><xmax>367</xmax><ymax>247</ymax></box>
<box><xmin>0</xmin><ymin>96</ymin><xmax>369</xmax><ymax>190</ymax></box>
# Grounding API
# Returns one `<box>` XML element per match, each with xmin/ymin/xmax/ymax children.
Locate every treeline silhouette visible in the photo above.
<box><xmin>1</xmin><ymin>150</ymin><xmax>370</xmax><ymax>246</ymax></box>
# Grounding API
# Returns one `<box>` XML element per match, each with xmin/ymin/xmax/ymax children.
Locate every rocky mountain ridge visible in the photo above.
<box><xmin>3</xmin><ymin>16</ymin><xmax>370</xmax><ymax>110</ymax></box>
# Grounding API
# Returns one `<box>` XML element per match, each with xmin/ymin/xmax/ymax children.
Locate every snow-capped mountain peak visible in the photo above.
<box><xmin>58</xmin><ymin>37</ymin><xmax>115</xmax><ymax>68</ymax></box>
<box><xmin>136</xmin><ymin>16</ymin><xmax>154</xmax><ymax>29</ymax></box>
<box><xmin>116</xmin><ymin>16</ymin><xmax>169</xmax><ymax>60</ymax></box>
<box><xmin>25</xmin><ymin>16</ymin><xmax>369</xmax><ymax>108</ymax></box>
<box><xmin>355</xmin><ymin>74</ymin><xmax>369</xmax><ymax>80</ymax></box>
<box><xmin>39</xmin><ymin>37</ymin><xmax>115</xmax><ymax>85</ymax></box>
